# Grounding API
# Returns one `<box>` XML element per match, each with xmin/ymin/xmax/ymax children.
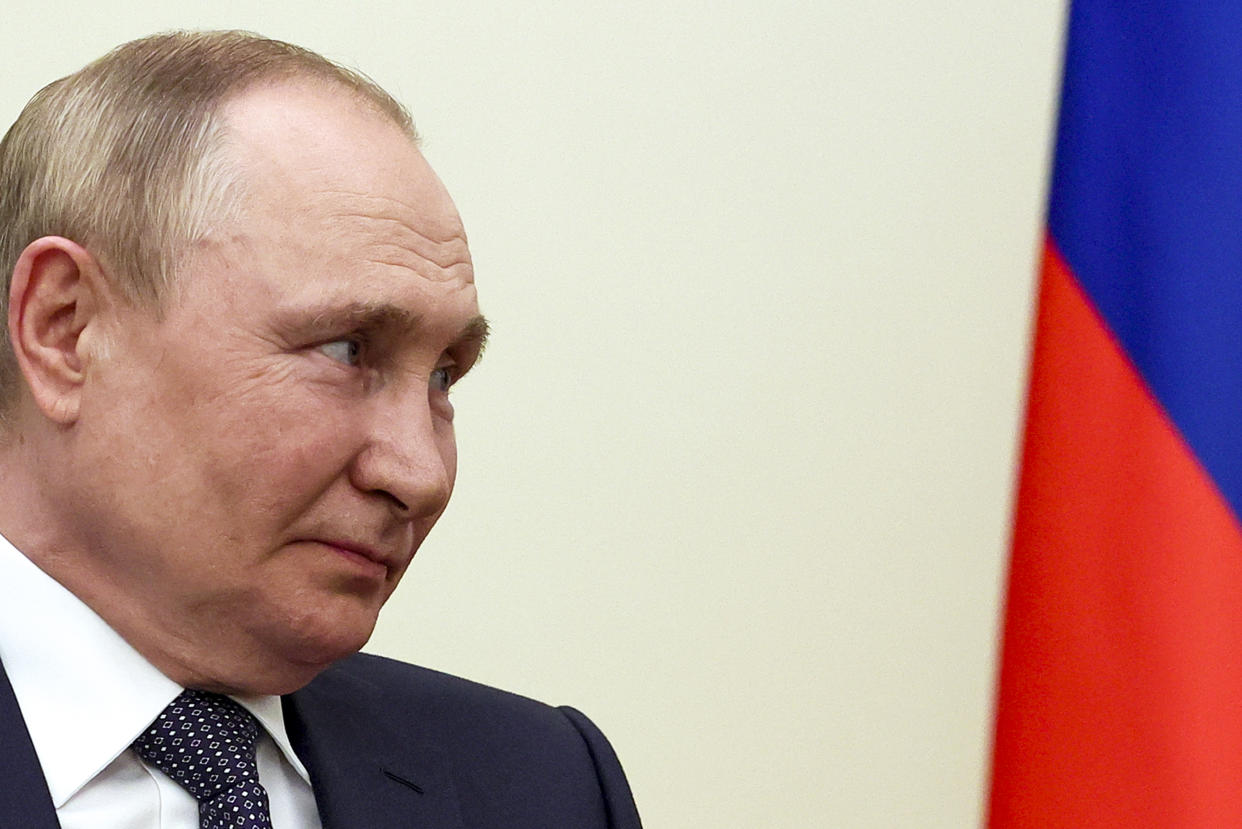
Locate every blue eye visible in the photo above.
<box><xmin>317</xmin><ymin>339</ymin><xmax>362</xmax><ymax>366</ymax></box>
<box><xmin>431</xmin><ymin>367</ymin><xmax>453</xmax><ymax>392</ymax></box>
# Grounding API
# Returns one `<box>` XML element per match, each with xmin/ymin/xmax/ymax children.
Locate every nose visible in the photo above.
<box><xmin>350</xmin><ymin>390</ymin><xmax>455</xmax><ymax>520</ymax></box>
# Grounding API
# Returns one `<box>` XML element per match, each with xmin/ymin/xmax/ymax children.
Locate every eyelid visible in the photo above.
<box><xmin>445</xmin><ymin>340</ymin><xmax>484</xmax><ymax>379</ymax></box>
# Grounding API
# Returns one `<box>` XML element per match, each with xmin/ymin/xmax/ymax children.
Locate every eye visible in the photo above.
<box><xmin>430</xmin><ymin>366</ymin><xmax>454</xmax><ymax>392</ymax></box>
<box><xmin>316</xmin><ymin>338</ymin><xmax>363</xmax><ymax>366</ymax></box>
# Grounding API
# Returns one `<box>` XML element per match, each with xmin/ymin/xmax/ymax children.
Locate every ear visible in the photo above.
<box><xmin>7</xmin><ymin>236</ymin><xmax>110</xmax><ymax>425</ymax></box>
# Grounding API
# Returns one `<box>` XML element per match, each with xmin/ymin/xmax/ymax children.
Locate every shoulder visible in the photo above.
<box><xmin>312</xmin><ymin>651</ymin><xmax>584</xmax><ymax>742</ymax></box>
<box><xmin>322</xmin><ymin>651</ymin><xmax>555</xmax><ymax>713</ymax></box>
<box><xmin>291</xmin><ymin>652</ymin><xmax>642</xmax><ymax>828</ymax></box>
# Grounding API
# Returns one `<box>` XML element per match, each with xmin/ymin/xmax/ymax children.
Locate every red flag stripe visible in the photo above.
<box><xmin>989</xmin><ymin>240</ymin><xmax>1242</xmax><ymax>826</ymax></box>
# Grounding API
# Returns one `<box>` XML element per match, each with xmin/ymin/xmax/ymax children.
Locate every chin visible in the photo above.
<box><xmin>218</xmin><ymin>634</ymin><xmax>371</xmax><ymax>696</ymax></box>
<box><xmin>278</xmin><ymin>613</ymin><xmax>378</xmax><ymax>681</ymax></box>
<box><xmin>217</xmin><ymin>593</ymin><xmax>384</xmax><ymax>694</ymax></box>
<box><xmin>228</xmin><ymin>660</ymin><xmax>334</xmax><ymax>697</ymax></box>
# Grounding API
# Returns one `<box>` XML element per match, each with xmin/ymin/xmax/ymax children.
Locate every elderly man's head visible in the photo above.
<box><xmin>0</xmin><ymin>30</ymin><xmax>417</xmax><ymax>415</ymax></box>
<box><xmin>0</xmin><ymin>32</ymin><xmax>487</xmax><ymax>694</ymax></box>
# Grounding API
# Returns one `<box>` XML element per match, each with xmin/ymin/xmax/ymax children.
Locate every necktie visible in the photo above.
<box><xmin>131</xmin><ymin>689</ymin><xmax>274</xmax><ymax>829</ymax></box>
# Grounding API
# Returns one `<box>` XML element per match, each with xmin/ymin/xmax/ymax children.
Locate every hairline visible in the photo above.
<box><xmin>161</xmin><ymin>75</ymin><xmax>422</xmax><ymax>302</ymax></box>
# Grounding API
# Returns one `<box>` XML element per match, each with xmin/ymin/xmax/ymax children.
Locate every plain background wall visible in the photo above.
<box><xmin>0</xmin><ymin>2</ymin><xmax>1067</xmax><ymax>825</ymax></box>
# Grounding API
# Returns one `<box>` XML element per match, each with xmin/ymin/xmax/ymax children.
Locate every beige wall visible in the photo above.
<box><xmin>0</xmin><ymin>3</ymin><xmax>1066</xmax><ymax>825</ymax></box>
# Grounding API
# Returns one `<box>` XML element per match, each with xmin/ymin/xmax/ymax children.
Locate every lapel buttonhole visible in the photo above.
<box><xmin>383</xmin><ymin>768</ymin><xmax>425</xmax><ymax>794</ymax></box>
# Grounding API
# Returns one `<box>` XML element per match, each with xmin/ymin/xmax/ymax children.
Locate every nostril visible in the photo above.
<box><xmin>380</xmin><ymin>489</ymin><xmax>410</xmax><ymax>514</ymax></box>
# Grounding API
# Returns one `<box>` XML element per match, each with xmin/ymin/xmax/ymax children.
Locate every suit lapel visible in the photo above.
<box><xmin>284</xmin><ymin>663</ymin><xmax>464</xmax><ymax>829</ymax></box>
<box><xmin>0</xmin><ymin>656</ymin><xmax>61</xmax><ymax>829</ymax></box>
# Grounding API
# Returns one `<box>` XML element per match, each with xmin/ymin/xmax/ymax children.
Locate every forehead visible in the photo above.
<box><xmin>199</xmin><ymin>81</ymin><xmax>477</xmax><ymax>327</ymax></box>
<box><xmin>221</xmin><ymin>79</ymin><xmax>466</xmax><ymax>240</ymax></box>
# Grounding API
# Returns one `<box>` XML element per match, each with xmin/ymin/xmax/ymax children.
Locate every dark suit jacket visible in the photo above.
<box><xmin>0</xmin><ymin>652</ymin><xmax>642</xmax><ymax>828</ymax></box>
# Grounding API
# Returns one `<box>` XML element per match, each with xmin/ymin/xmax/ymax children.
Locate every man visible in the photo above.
<box><xmin>0</xmin><ymin>30</ymin><xmax>641</xmax><ymax>828</ymax></box>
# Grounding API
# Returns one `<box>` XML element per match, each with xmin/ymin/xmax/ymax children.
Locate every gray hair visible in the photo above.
<box><xmin>0</xmin><ymin>29</ymin><xmax>416</xmax><ymax>414</ymax></box>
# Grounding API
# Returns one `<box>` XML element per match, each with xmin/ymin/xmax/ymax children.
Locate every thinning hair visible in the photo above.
<box><xmin>0</xmin><ymin>30</ymin><xmax>417</xmax><ymax>415</ymax></box>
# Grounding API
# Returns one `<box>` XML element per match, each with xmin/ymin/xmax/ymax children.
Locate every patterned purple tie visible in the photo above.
<box><xmin>131</xmin><ymin>689</ymin><xmax>274</xmax><ymax>829</ymax></box>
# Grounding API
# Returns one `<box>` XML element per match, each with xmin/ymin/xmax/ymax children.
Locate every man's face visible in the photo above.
<box><xmin>68</xmin><ymin>82</ymin><xmax>485</xmax><ymax>694</ymax></box>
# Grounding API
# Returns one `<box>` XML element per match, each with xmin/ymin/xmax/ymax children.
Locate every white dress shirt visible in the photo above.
<box><xmin>0</xmin><ymin>533</ymin><xmax>324</xmax><ymax>828</ymax></box>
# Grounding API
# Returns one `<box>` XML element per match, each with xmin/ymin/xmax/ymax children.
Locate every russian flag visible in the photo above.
<box><xmin>988</xmin><ymin>2</ymin><xmax>1242</xmax><ymax>825</ymax></box>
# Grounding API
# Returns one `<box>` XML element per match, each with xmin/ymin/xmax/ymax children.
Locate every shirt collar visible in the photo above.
<box><xmin>0</xmin><ymin>533</ymin><xmax>310</xmax><ymax>806</ymax></box>
<box><xmin>234</xmin><ymin>692</ymin><xmax>309</xmax><ymax>783</ymax></box>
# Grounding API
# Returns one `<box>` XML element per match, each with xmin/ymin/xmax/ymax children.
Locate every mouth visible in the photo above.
<box><xmin>313</xmin><ymin>539</ymin><xmax>393</xmax><ymax>580</ymax></box>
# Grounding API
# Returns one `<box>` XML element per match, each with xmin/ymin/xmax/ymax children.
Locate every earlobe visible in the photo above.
<box><xmin>8</xmin><ymin>236</ymin><xmax>107</xmax><ymax>425</ymax></box>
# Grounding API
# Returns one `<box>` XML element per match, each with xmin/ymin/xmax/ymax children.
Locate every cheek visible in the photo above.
<box><xmin>188</xmin><ymin>387</ymin><xmax>366</xmax><ymax>516</ymax></box>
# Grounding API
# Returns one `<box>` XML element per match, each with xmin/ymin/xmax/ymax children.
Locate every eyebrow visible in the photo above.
<box><xmin>456</xmin><ymin>314</ymin><xmax>491</xmax><ymax>361</ymax></box>
<box><xmin>304</xmin><ymin>301</ymin><xmax>419</xmax><ymax>336</ymax></box>
<box><xmin>299</xmin><ymin>302</ymin><xmax>490</xmax><ymax>357</ymax></box>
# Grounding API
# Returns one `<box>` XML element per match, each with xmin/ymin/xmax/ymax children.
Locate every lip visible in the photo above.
<box><xmin>312</xmin><ymin>539</ymin><xmax>394</xmax><ymax>578</ymax></box>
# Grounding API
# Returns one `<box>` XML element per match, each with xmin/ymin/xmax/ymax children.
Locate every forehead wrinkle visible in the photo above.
<box><xmin>364</xmin><ymin>240</ymin><xmax>471</xmax><ymax>285</ymax></box>
<box><xmin>320</xmin><ymin>209</ymin><xmax>473</xmax><ymax>284</ymax></box>
<box><xmin>317</xmin><ymin>189</ymin><xmax>465</xmax><ymax>234</ymax></box>
<box><xmin>315</xmin><ymin>188</ymin><xmax>467</xmax><ymax>244</ymax></box>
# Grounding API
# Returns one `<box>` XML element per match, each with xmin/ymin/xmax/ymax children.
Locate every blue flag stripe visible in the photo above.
<box><xmin>1049</xmin><ymin>0</ymin><xmax>1242</xmax><ymax>522</ymax></box>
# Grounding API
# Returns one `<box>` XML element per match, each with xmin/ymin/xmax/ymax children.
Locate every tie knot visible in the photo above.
<box><xmin>132</xmin><ymin>689</ymin><xmax>273</xmax><ymax>828</ymax></box>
